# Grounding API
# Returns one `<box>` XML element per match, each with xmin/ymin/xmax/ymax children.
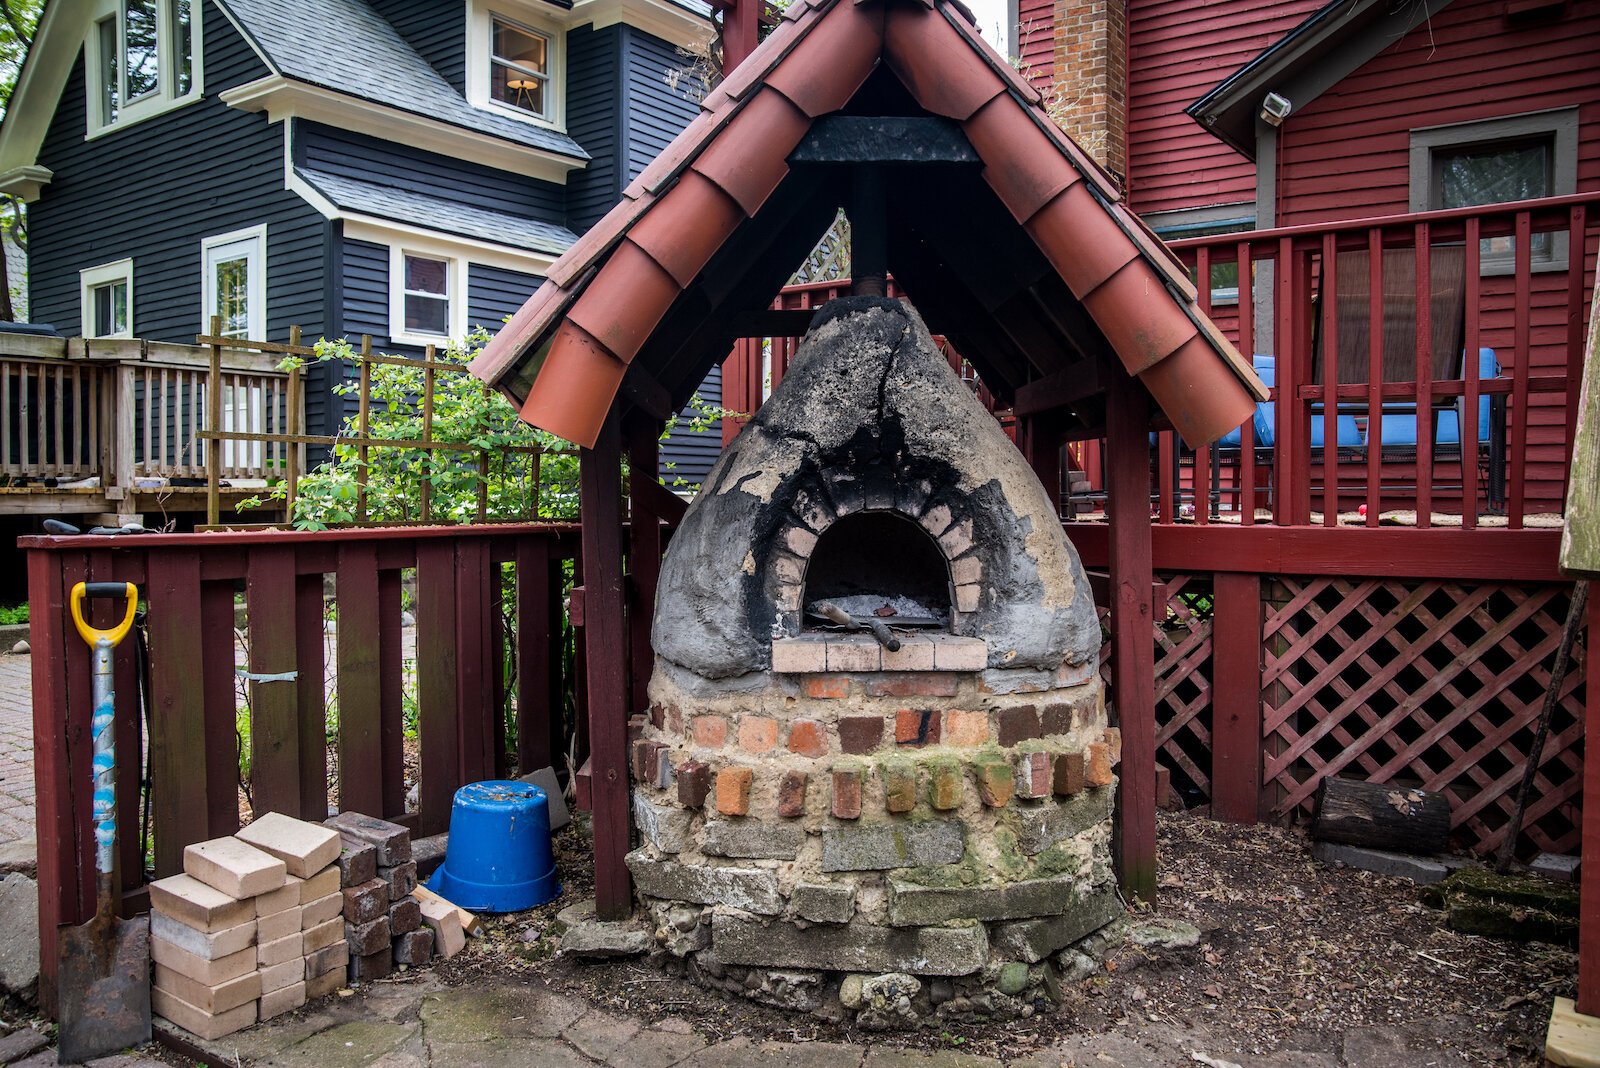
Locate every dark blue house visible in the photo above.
<box><xmin>0</xmin><ymin>0</ymin><xmax>723</xmax><ymax>482</ymax></box>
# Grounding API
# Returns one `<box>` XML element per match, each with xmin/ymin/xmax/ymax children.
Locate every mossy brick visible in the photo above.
<box><xmin>152</xmin><ymin>963</ymin><xmax>260</xmax><ymax>1015</ymax></box>
<box><xmin>335</xmin><ymin>838</ymin><xmax>378</xmax><ymax>888</ymax></box>
<box><xmin>183</xmin><ymin>836</ymin><xmax>287</xmax><ymax>899</ymax></box>
<box><xmin>346</xmin><ymin>915</ymin><xmax>392</xmax><ymax>956</ymax></box>
<box><xmin>380</xmin><ymin>861</ymin><xmax>418</xmax><ymax>901</ymax></box>
<box><xmin>703</xmin><ymin>820</ymin><xmax>805</xmax><ymax>860</ymax></box>
<box><xmin>305</xmin><ymin>940</ymin><xmax>349</xmax><ymax>980</ymax></box>
<box><xmin>887</xmin><ymin>872</ymin><xmax>1091</xmax><ymax>926</ymax></box>
<box><xmin>831</xmin><ymin>762</ymin><xmax>864</xmax><ymax>819</ymax></box>
<box><xmin>777</xmin><ymin>771</ymin><xmax>808</xmax><ymax>818</ymax></box>
<box><xmin>895</xmin><ymin>708</ymin><xmax>941</xmax><ymax>747</ymax></box>
<box><xmin>342</xmin><ymin>878</ymin><xmax>389</xmax><ymax>925</ymax></box>
<box><xmin>325</xmin><ymin>812</ymin><xmax>411</xmax><ymax>866</ymax></box>
<box><xmin>882</xmin><ymin>760</ymin><xmax>918</xmax><ymax>813</ymax></box>
<box><xmin>972</xmin><ymin>752</ymin><xmax>1014</xmax><ymax>808</ymax></box>
<box><xmin>260</xmin><ymin>979</ymin><xmax>307</xmax><ymax>1021</ymax></box>
<box><xmin>393</xmin><ymin>928</ymin><xmax>434</xmax><ymax>966</ymax></box>
<box><xmin>821</xmin><ymin>820</ymin><xmax>965</xmax><ymax>872</ymax></box>
<box><xmin>349</xmin><ymin>944</ymin><xmax>393</xmax><ymax>983</ymax></box>
<box><xmin>1010</xmin><ymin>786</ymin><xmax>1115</xmax><ymax>854</ymax></box>
<box><xmin>1086</xmin><ymin>743</ymin><xmax>1114</xmax><ymax>787</ymax></box>
<box><xmin>791</xmin><ymin>882</ymin><xmax>855</xmax><ymax>924</ymax></box>
<box><xmin>989</xmin><ymin>885</ymin><xmax>1124</xmax><ymax>961</ymax></box>
<box><xmin>257</xmin><ymin>904</ymin><xmax>302</xmax><ymax>943</ymax></box>
<box><xmin>926</xmin><ymin>757</ymin><xmax>963</xmax><ymax>810</ymax></box>
<box><xmin>148</xmin><ymin>873</ymin><xmax>255</xmax><ymax>932</ymax></box>
<box><xmin>838</xmin><ymin>716</ymin><xmax>884</xmax><ymax>754</ymax></box>
<box><xmin>1053</xmin><ymin>751</ymin><xmax>1086</xmax><ymax>796</ymax></box>
<box><xmin>677</xmin><ymin>760</ymin><xmax>712</xmax><ymax>808</ymax></box>
<box><xmin>382</xmin><ymin>895</ymin><xmax>416</xmax><ymax>933</ymax></box>
<box><xmin>624</xmin><ymin>851</ymin><xmax>783</xmax><ymax>915</ymax></box>
<box><xmin>1014</xmin><ymin>745</ymin><xmax>1052</xmax><ymax>800</ymax></box>
<box><xmin>150</xmin><ymin>911</ymin><xmax>255</xmax><ymax>961</ymax></box>
<box><xmin>996</xmin><ymin>705</ymin><xmax>1042</xmax><ymax>746</ymax></box>
<box><xmin>151</xmin><ymin>987</ymin><xmax>256</xmax><ymax>1041</ymax></box>
<box><xmin>258</xmin><ymin>931</ymin><xmax>304</xmax><ymax>967</ymax></box>
<box><xmin>303</xmin><ymin>915</ymin><xmax>344</xmax><ymax>953</ymax></box>
<box><xmin>301</xmin><ymin>891</ymin><xmax>343</xmax><ymax>929</ymax></box>
<box><xmin>711</xmin><ymin>911</ymin><xmax>988</xmax><ymax>975</ymax></box>
<box><xmin>150</xmin><ymin>937</ymin><xmax>256</xmax><ymax>986</ymax></box>
<box><xmin>236</xmin><ymin>812</ymin><xmax>342</xmax><ymax>879</ymax></box>
<box><xmin>715</xmin><ymin>766</ymin><xmax>754</xmax><ymax>815</ymax></box>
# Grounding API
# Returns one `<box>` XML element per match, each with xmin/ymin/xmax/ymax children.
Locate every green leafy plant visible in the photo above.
<box><xmin>0</xmin><ymin>602</ymin><xmax>27</xmax><ymax>625</ymax></box>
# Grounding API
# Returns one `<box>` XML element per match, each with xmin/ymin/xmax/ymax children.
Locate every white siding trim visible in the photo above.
<box><xmin>386</xmin><ymin>241</ymin><xmax>469</xmax><ymax>348</ymax></box>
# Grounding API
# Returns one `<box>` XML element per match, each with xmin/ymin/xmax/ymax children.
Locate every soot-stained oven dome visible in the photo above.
<box><xmin>651</xmin><ymin>296</ymin><xmax>1100</xmax><ymax>681</ymax></box>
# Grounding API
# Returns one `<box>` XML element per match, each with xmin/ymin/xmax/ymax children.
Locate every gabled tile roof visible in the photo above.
<box><xmin>221</xmin><ymin>0</ymin><xmax>589</xmax><ymax>161</ymax></box>
<box><xmin>298</xmin><ymin>170</ymin><xmax>579</xmax><ymax>256</ymax></box>
<box><xmin>471</xmin><ymin>0</ymin><xmax>1266</xmax><ymax>449</ymax></box>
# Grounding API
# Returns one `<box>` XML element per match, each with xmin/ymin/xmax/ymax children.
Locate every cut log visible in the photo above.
<box><xmin>1309</xmin><ymin>777</ymin><xmax>1451</xmax><ymax>854</ymax></box>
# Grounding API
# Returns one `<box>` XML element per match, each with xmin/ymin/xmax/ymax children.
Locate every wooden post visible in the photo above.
<box><xmin>206</xmin><ymin>316</ymin><xmax>223</xmax><ymax>526</ymax></box>
<box><xmin>477</xmin><ymin>383</ymin><xmax>491</xmax><ymax>523</ymax></box>
<box><xmin>1578</xmin><ymin>590</ymin><xmax>1599</xmax><ymax>1017</ymax></box>
<box><xmin>581</xmin><ymin>410</ymin><xmax>633</xmax><ymax>919</ymax></box>
<box><xmin>356</xmin><ymin>335</ymin><xmax>372</xmax><ymax>523</ymax></box>
<box><xmin>421</xmin><ymin>345</ymin><xmax>436</xmax><ymax>524</ymax></box>
<box><xmin>1210</xmin><ymin>571</ymin><xmax>1263</xmax><ymax>823</ymax></box>
<box><xmin>284</xmin><ymin>325</ymin><xmax>302</xmax><ymax>520</ymax></box>
<box><xmin>723</xmin><ymin>0</ymin><xmax>759</xmax><ymax>70</ymax></box>
<box><xmin>626</xmin><ymin>413</ymin><xmax>664</xmax><ymax>716</ymax></box>
<box><xmin>110</xmin><ymin>364</ymin><xmax>136</xmax><ymax>500</ymax></box>
<box><xmin>1104</xmin><ymin>363</ymin><xmax>1157</xmax><ymax>902</ymax></box>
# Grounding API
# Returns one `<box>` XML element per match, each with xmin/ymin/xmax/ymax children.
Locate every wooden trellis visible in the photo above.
<box><xmin>1261</xmin><ymin>577</ymin><xmax>1585</xmax><ymax>854</ymax></box>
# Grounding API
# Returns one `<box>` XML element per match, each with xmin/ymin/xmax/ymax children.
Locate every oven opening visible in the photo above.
<box><xmin>802</xmin><ymin>510</ymin><xmax>952</xmax><ymax>632</ymax></box>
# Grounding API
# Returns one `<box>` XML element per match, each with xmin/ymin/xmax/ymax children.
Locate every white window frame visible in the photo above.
<box><xmin>466</xmin><ymin>2</ymin><xmax>567</xmax><ymax>132</ymax></box>
<box><xmin>388</xmin><ymin>244</ymin><xmax>467</xmax><ymax>347</ymax></box>
<box><xmin>80</xmin><ymin>258</ymin><xmax>134</xmax><ymax>338</ymax></box>
<box><xmin>1408</xmin><ymin>107</ymin><xmax>1578</xmax><ymax>275</ymax></box>
<box><xmin>201</xmin><ymin>224</ymin><xmax>267</xmax><ymax>340</ymax></box>
<box><xmin>1144</xmin><ymin>203</ymin><xmax>1255</xmax><ymax>307</ymax></box>
<box><xmin>84</xmin><ymin>0</ymin><xmax>205</xmax><ymax>139</ymax></box>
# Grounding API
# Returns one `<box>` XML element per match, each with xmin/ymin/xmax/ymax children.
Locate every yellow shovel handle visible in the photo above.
<box><xmin>70</xmin><ymin>582</ymin><xmax>138</xmax><ymax>649</ymax></box>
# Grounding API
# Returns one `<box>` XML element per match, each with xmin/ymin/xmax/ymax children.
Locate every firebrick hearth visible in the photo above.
<box><xmin>626</xmin><ymin>297</ymin><xmax>1122</xmax><ymax>1024</ymax></box>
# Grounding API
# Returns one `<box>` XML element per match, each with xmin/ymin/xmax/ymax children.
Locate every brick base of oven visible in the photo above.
<box><xmin>622</xmin><ymin>657</ymin><xmax>1124</xmax><ymax>1022</ymax></box>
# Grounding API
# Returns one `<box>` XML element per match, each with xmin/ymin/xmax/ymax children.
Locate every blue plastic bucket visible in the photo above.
<box><xmin>426</xmin><ymin>780</ymin><xmax>561</xmax><ymax>913</ymax></box>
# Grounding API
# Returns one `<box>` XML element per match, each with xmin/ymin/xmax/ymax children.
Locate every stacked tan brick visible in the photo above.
<box><xmin>148</xmin><ymin>813</ymin><xmax>346</xmax><ymax>1040</ymax></box>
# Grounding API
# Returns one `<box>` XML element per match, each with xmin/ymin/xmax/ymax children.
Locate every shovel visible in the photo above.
<box><xmin>57</xmin><ymin>581</ymin><xmax>151</xmax><ymax>1064</ymax></box>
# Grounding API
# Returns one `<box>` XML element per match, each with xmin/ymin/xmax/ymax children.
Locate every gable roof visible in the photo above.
<box><xmin>1187</xmin><ymin>0</ymin><xmax>1456</xmax><ymax>159</ymax></box>
<box><xmin>470</xmin><ymin>0</ymin><xmax>1266</xmax><ymax>450</ymax></box>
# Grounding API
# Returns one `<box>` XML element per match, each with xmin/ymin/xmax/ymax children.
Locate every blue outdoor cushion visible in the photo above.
<box><xmin>1372</xmin><ymin>348</ymin><xmax>1499</xmax><ymax>447</ymax></box>
<box><xmin>1218</xmin><ymin>354</ymin><xmax>1361</xmax><ymax>448</ymax></box>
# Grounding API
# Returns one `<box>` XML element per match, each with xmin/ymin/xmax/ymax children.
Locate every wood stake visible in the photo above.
<box><xmin>357</xmin><ymin>335</ymin><xmax>372</xmax><ymax>522</ymax></box>
<box><xmin>206</xmin><ymin>316</ymin><xmax>222</xmax><ymax>526</ymax></box>
<box><xmin>422</xmin><ymin>345</ymin><xmax>435</xmax><ymax>524</ymax></box>
<box><xmin>285</xmin><ymin>325</ymin><xmax>301</xmax><ymax>521</ymax></box>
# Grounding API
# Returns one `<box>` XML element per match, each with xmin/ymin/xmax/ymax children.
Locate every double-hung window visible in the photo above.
<box><xmin>81</xmin><ymin>260</ymin><xmax>134</xmax><ymax>339</ymax></box>
<box><xmin>467</xmin><ymin>4</ymin><xmax>566</xmax><ymax>129</ymax></box>
<box><xmin>389</xmin><ymin>248</ymin><xmax>465</xmax><ymax>346</ymax></box>
<box><xmin>87</xmin><ymin>0</ymin><xmax>202</xmax><ymax>135</ymax></box>
<box><xmin>201</xmin><ymin>226</ymin><xmax>267</xmax><ymax>341</ymax></box>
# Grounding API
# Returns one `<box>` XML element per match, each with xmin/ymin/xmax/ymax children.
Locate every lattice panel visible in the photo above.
<box><xmin>1261</xmin><ymin>577</ymin><xmax>1586</xmax><ymax>856</ymax></box>
<box><xmin>1100</xmin><ymin>573</ymin><xmax>1215</xmax><ymax>804</ymax></box>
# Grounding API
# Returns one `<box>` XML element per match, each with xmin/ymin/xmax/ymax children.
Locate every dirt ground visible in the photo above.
<box><xmin>426</xmin><ymin>810</ymin><xmax>1575</xmax><ymax>1067</ymax></box>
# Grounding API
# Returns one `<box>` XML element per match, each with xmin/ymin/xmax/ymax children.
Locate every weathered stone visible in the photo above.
<box><xmin>651</xmin><ymin>901</ymin><xmax>711</xmax><ymax>957</ymax></box>
<box><xmin>703</xmin><ymin>820</ymin><xmax>805</xmax><ymax>860</ymax></box>
<box><xmin>559</xmin><ymin>902</ymin><xmax>653</xmax><ymax>959</ymax></box>
<box><xmin>839</xmin><ymin>974</ymin><xmax>864</xmax><ymax>1009</ymax></box>
<box><xmin>388</xmin><ymin>894</ymin><xmax>422</xmax><ymax>935</ymax></box>
<box><xmin>517</xmin><ymin>766</ymin><xmax>572</xmax><ymax>831</ymax></box>
<box><xmin>325</xmin><ymin>811</ymin><xmax>411</xmax><ymax>866</ymax></box>
<box><xmin>1010</xmin><ymin>786</ymin><xmax>1114</xmax><ymax>854</ymax></box>
<box><xmin>881</xmin><ymin>760</ymin><xmax>918</xmax><ymax>813</ymax></box>
<box><xmin>335</xmin><ymin>837</ymin><xmax>378</xmax><ymax>888</ymax></box>
<box><xmin>821</xmin><ymin>821</ymin><xmax>965</xmax><ymax>872</ymax></box>
<box><xmin>996</xmin><ymin>962</ymin><xmax>1029</xmax><ymax>995</ymax></box>
<box><xmin>393</xmin><ymin>928</ymin><xmax>434</xmax><ymax>966</ymax></box>
<box><xmin>711</xmin><ymin>910</ymin><xmax>988</xmax><ymax>975</ymax></box>
<box><xmin>1127</xmin><ymin>917</ymin><xmax>1202</xmax><ymax>950</ymax></box>
<box><xmin>791</xmin><ymin>882</ymin><xmax>855</xmax><ymax>924</ymax></box>
<box><xmin>626</xmin><ymin>851</ymin><xmax>783</xmax><ymax>915</ymax></box>
<box><xmin>1529</xmin><ymin>852</ymin><xmax>1581</xmax><ymax>882</ymax></box>
<box><xmin>346</xmin><ymin>915</ymin><xmax>391</xmax><ymax>956</ymax></box>
<box><xmin>887</xmin><ymin>873</ymin><xmax>1090</xmax><ymax>926</ymax></box>
<box><xmin>0</xmin><ymin>841</ymin><xmax>36</xmax><ymax>879</ymax></box>
<box><xmin>989</xmin><ymin>886</ymin><xmax>1124</xmax><ymax>962</ymax></box>
<box><xmin>926</xmin><ymin>757</ymin><xmax>962</xmax><ymax>811</ymax></box>
<box><xmin>857</xmin><ymin>972</ymin><xmax>920</xmax><ymax>1030</ymax></box>
<box><xmin>1312</xmin><ymin>841</ymin><xmax>1450</xmax><ymax>884</ymax></box>
<box><xmin>634</xmin><ymin>792</ymin><xmax>695</xmax><ymax>853</ymax></box>
<box><xmin>342</xmin><ymin>878</ymin><xmax>389</xmax><ymax>925</ymax></box>
<box><xmin>743</xmin><ymin>969</ymin><xmax>826</xmax><ymax>1013</ymax></box>
<box><xmin>380</xmin><ymin>860</ymin><xmax>418</xmax><ymax>901</ymax></box>
<box><xmin>0</xmin><ymin>875</ymin><xmax>38</xmax><ymax>1001</ymax></box>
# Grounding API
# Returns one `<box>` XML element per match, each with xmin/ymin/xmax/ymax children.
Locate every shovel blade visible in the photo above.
<box><xmin>56</xmin><ymin>913</ymin><xmax>152</xmax><ymax>1064</ymax></box>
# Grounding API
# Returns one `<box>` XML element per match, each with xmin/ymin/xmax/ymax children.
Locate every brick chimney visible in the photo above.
<box><xmin>1049</xmin><ymin>0</ymin><xmax>1128</xmax><ymax>182</ymax></box>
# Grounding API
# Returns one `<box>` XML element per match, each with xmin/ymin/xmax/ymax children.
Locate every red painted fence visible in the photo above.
<box><xmin>23</xmin><ymin>523</ymin><xmax>578</xmax><ymax>1012</ymax></box>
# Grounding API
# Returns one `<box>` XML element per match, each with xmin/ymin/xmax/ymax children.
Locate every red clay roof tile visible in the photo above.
<box><xmin>1139</xmin><ymin>334</ymin><xmax>1258</xmax><ymax>446</ymax></box>
<box><xmin>689</xmin><ymin>88</ymin><xmax>811</xmax><ymax>216</ymax></box>
<box><xmin>764</xmin><ymin>1</ymin><xmax>883</xmax><ymax>117</ymax></box>
<box><xmin>628</xmin><ymin>170</ymin><xmax>747</xmax><ymax>287</ymax></box>
<box><xmin>519</xmin><ymin>321</ymin><xmax>627</xmax><ymax>448</ymax></box>
<box><xmin>627</xmin><ymin>110</ymin><xmax>722</xmax><ymax>201</ymax></box>
<box><xmin>1023</xmin><ymin>183</ymin><xmax>1137</xmax><ymax>298</ymax></box>
<box><xmin>883</xmin><ymin>4</ymin><xmax>1005</xmax><ymax>120</ymax></box>
<box><xmin>1082</xmin><ymin>260</ymin><xmax>1199</xmax><ymax>375</ymax></box>
<box><xmin>964</xmin><ymin>95</ymin><xmax>1080</xmax><ymax>224</ymax></box>
<box><xmin>469</xmin><ymin>277</ymin><xmax>570</xmax><ymax>393</ymax></box>
<box><xmin>566</xmin><ymin>239</ymin><xmax>683</xmax><ymax>365</ymax></box>
<box><xmin>547</xmin><ymin>192</ymin><xmax>656</xmax><ymax>289</ymax></box>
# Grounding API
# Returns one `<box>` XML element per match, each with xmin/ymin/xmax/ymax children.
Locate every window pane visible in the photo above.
<box><xmin>491</xmin><ymin>18</ymin><xmax>548</xmax><ymax>115</ymax></box>
<box><xmin>214</xmin><ymin>256</ymin><xmax>249</xmax><ymax>338</ymax></box>
<box><xmin>171</xmin><ymin>0</ymin><xmax>193</xmax><ymax>95</ymax></box>
<box><xmin>93</xmin><ymin>281</ymin><xmax>128</xmax><ymax>337</ymax></box>
<box><xmin>125</xmin><ymin>0</ymin><xmax>160</xmax><ymax>100</ymax></box>
<box><xmin>404</xmin><ymin>254</ymin><xmax>448</xmax><ymax>296</ymax></box>
<box><xmin>1437</xmin><ymin>140</ymin><xmax>1550</xmax><ymax>209</ymax></box>
<box><xmin>97</xmin><ymin>17</ymin><xmax>120</xmax><ymax>124</ymax></box>
<box><xmin>405</xmin><ymin>294</ymin><xmax>449</xmax><ymax>335</ymax></box>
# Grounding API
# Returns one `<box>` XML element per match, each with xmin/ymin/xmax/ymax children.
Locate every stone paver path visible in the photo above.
<box><xmin>0</xmin><ymin>653</ymin><xmax>36</xmax><ymax>846</ymax></box>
